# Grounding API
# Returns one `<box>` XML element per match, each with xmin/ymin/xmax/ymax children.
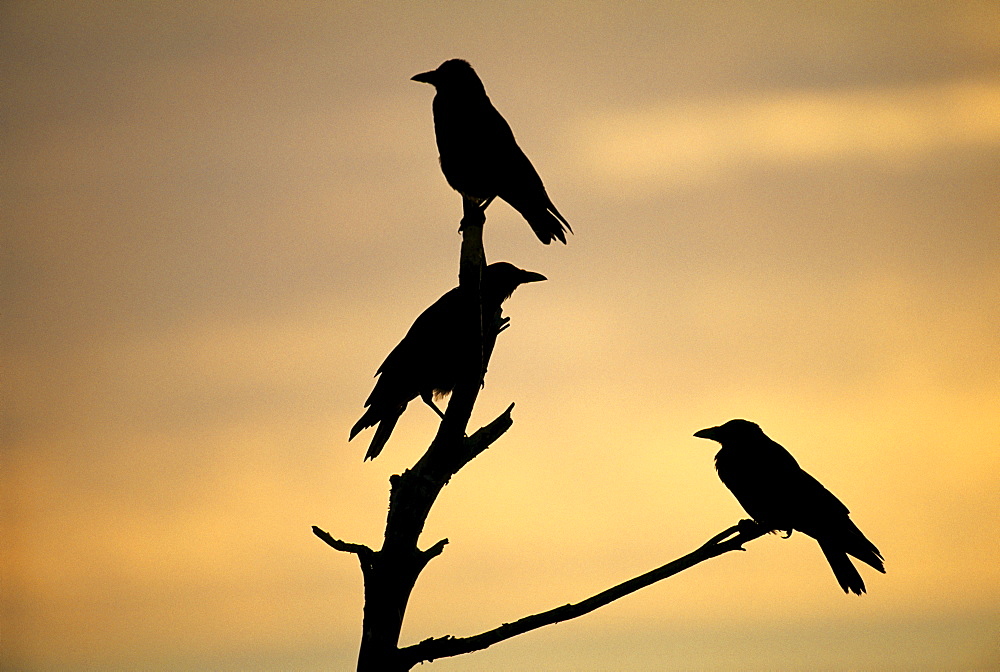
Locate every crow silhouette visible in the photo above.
<box><xmin>412</xmin><ymin>59</ymin><xmax>572</xmax><ymax>245</ymax></box>
<box><xmin>350</xmin><ymin>262</ymin><xmax>546</xmax><ymax>460</ymax></box>
<box><xmin>694</xmin><ymin>419</ymin><xmax>885</xmax><ymax>595</ymax></box>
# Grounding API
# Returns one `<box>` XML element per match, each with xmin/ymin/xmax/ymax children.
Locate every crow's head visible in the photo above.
<box><xmin>693</xmin><ymin>419</ymin><xmax>764</xmax><ymax>445</ymax></box>
<box><xmin>411</xmin><ymin>59</ymin><xmax>484</xmax><ymax>93</ymax></box>
<box><xmin>482</xmin><ymin>262</ymin><xmax>546</xmax><ymax>304</ymax></box>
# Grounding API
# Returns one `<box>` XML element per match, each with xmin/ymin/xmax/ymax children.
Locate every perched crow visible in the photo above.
<box><xmin>411</xmin><ymin>59</ymin><xmax>572</xmax><ymax>245</ymax></box>
<box><xmin>350</xmin><ymin>262</ymin><xmax>546</xmax><ymax>460</ymax></box>
<box><xmin>694</xmin><ymin>419</ymin><xmax>885</xmax><ymax>595</ymax></box>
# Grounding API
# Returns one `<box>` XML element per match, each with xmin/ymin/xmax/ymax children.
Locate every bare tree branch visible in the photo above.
<box><xmin>398</xmin><ymin>520</ymin><xmax>769</xmax><ymax>667</ymax></box>
<box><xmin>423</xmin><ymin>538</ymin><xmax>449</xmax><ymax>561</ymax></box>
<box><xmin>435</xmin><ymin>402</ymin><xmax>516</xmax><ymax>478</ymax></box>
<box><xmin>466</xmin><ymin>402</ymin><xmax>515</xmax><ymax>451</ymax></box>
<box><xmin>312</xmin><ymin>527</ymin><xmax>375</xmax><ymax>561</ymax></box>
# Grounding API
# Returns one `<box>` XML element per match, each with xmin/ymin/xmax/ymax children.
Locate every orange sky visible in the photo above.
<box><xmin>3</xmin><ymin>2</ymin><xmax>999</xmax><ymax>670</ymax></box>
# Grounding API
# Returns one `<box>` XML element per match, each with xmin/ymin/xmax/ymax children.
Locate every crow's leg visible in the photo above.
<box><xmin>419</xmin><ymin>392</ymin><xmax>447</xmax><ymax>420</ymax></box>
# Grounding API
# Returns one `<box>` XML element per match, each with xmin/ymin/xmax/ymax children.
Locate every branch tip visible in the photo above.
<box><xmin>463</xmin><ymin>404</ymin><xmax>515</xmax><ymax>457</ymax></box>
<box><xmin>424</xmin><ymin>538</ymin><xmax>450</xmax><ymax>559</ymax></box>
<box><xmin>311</xmin><ymin>526</ymin><xmax>374</xmax><ymax>558</ymax></box>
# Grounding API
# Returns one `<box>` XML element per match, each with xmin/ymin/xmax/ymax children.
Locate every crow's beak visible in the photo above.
<box><xmin>519</xmin><ymin>271</ymin><xmax>547</xmax><ymax>284</ymax></box>
<box><xmin>411</xmin><ymin>70</ymin><xmax>436</xmax><ymax>84</ymax></box>
<box><xmin>693</xmin><ymin>426</ymin><xmax>720</xmax><ymax>441</ymax></box>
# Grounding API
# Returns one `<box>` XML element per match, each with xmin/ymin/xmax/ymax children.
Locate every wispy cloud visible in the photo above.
<box><xmin>572</xmin><ymin>78</ymin><xmax>1000</xmax><ymax>189</ymax></box>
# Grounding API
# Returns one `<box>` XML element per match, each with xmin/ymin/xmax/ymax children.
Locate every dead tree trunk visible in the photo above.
<box><xmin>318</xmin><ymin>201</ymin><xmax>514</xmax><ymax>672</ymax></box>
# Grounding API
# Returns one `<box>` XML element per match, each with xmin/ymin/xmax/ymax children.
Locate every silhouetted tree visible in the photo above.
<box><xmin>314</xmin><ymin>203</ymin><xmax>771</xmax><ymax>671</ymax></box>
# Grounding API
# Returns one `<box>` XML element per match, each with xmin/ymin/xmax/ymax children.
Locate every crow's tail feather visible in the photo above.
<box><xmin>525</xmin><ymin>206</ymin><xmax>571</xmax><ymax>244</ymax></box>
<box><xmin>843</xmin><ymin>521</ymin><xmax>886</xmax><ymax>573</ymax></box>
<box><xmin>349</xmin><ymin>405</ymin><xmax>403</xmax><ymax>461</ymax></box>
<box><xmin>819</xmin><ymin>539</ymin><xmax>866</xmax><ymax>595</ymax></box>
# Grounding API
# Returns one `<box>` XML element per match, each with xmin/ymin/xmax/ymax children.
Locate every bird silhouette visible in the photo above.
<box><xmin>350</xmin><ymin>262</ymin><xmax>546</xmax><ymax>460</ymax></box>
<box><xmin>412</xmin><ymin>59</ymin><xmax>572</xmax><ymax>244</ymax></box>
<box><xmin>694</xmin><ymin>419</ymin><xmax>885</xmax><ymax>595</ymax></box>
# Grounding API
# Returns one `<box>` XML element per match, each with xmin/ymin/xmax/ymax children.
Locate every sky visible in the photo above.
<box><xmin>2</xmin><ymin>1</ymin><xmax>999</xmax><ymax>670</ymax></box>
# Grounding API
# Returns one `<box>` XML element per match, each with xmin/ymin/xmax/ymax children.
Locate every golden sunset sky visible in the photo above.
<box><xmin>3</xmin><ymin>2</ymin><xmax>999</xmax><ymax>670</ymax></box>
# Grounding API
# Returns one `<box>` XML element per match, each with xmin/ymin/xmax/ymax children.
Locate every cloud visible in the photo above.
<box><xmin>571</xmin><ymin>78</ymin><xmax>1000</xmax><ymax>191</ymax></box>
